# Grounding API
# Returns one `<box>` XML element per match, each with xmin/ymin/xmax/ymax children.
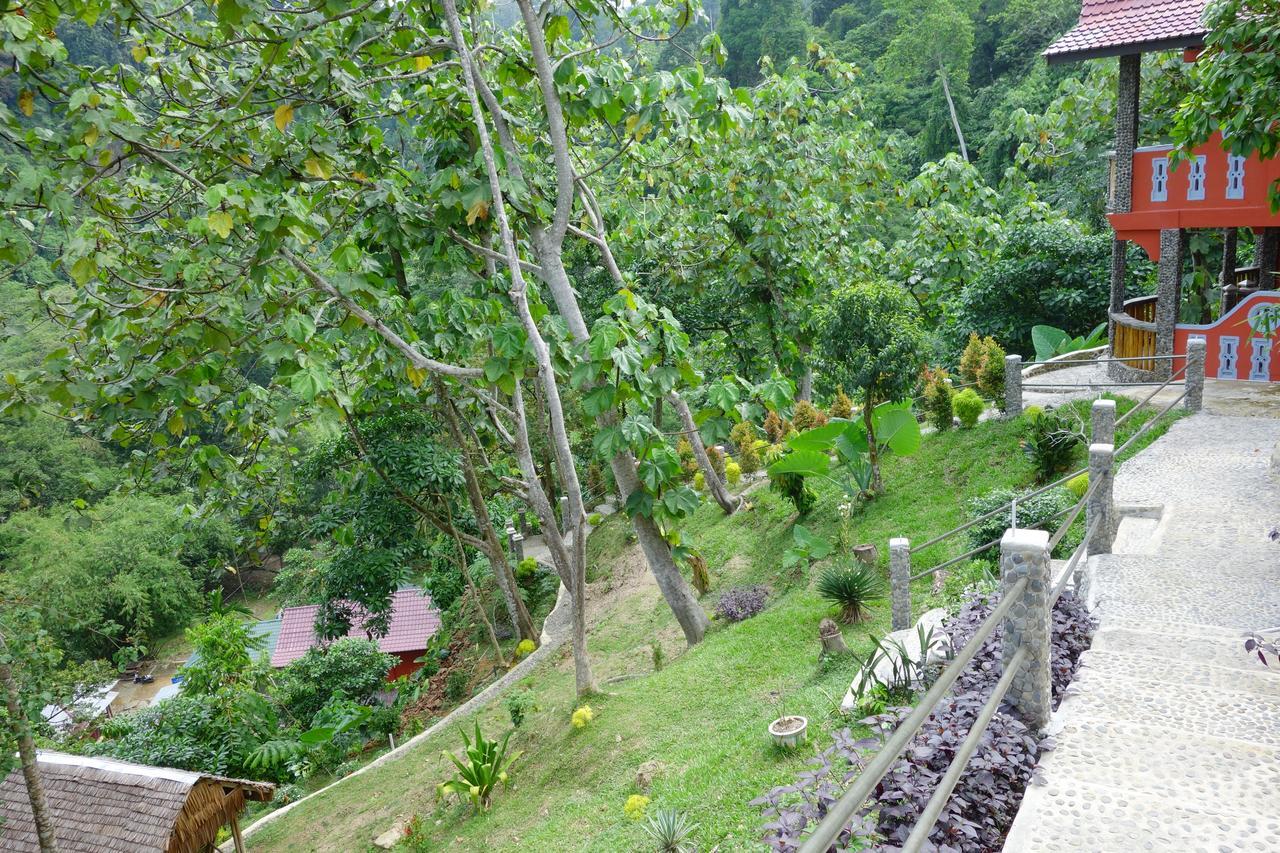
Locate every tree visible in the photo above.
<box><xmin>719</xmin><ymin>0</ymin><xmax>810</xmax><ymax>86</ymax></box>
<box><xmin>0</xmin><ymin>625</ymin><xmax>58</xmax><ymax>852</ymax></box>
<box><xmin>179</xmin><ymin>613</ymin><xmax>266</xmax><ymax>697</ymax></box>
<box><xmin>814</xmin><ymin>281</ymin><xmax>926</xmax><ymax>493</ymax></box>
<box><xmin>1173</xmin><ymin>0</ymin><xmax>1280</xmax><ymax>210</ymax></box>
<box><xmin>880</xmin><ymin>0</ymin><xmax>979</xmax><ymax>160</ymax></box>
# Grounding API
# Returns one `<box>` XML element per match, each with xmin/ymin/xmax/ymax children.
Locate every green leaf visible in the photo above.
<box><xmin>873</xmin><ymin>404</ymin><xmax>922</xmax><ymax>456</ymax></box>
<box><xmin>767</xmin><ymin>449</ymin><xmax>829</xmax><ymax>477</ymax></box>
<box><xmin>581</xmin><ymin>385</ymin><xmax>615</xmax><ymax>417</ymax></box>
<box><xmin>793</xmin><ymin>524</ymin><xmax>832</xmax><ymax>559</ymax></box>
<box><xmin>69</xmin><ymin>256</ymin><xmax>98</xmax><ymax>285</ymax></box>
<box><xmin>483</xmin><ymin>357</ymin><xmax>508</xmax><ymax>383</ymax></box>
<box><xmin>298</xmin><ymin>727</ymin><xmax>335</xmax><ymax>745</ymax></box>
<box><xmin>787</xmin><ymin>420</ymin><xmax>853</xmax><ymax>452</ymax></box>
<box><xmin>1031</xmin><ymin>325</ymin><xmax>1069</xmax><ymax>361</ymax></box>
<box><xmin>283</xmin><ymin>312</ymin><xmax>315</xmax><ymax>344</ymax></box>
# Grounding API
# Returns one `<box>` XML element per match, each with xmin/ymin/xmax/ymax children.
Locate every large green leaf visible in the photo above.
<box><xmin>1031</xmin><ymin>324</ymin><xmax>1069</xmax><ymax>361</ymax></box>
<box><xmin>874</xmin><ymin>403</ymin><xmax>921</xmax><ymax>456</ymax></box>
<box><xmin>767</xmin><ymin>449</ymin><xmax>829</xmax><ymax>477</ymax></box>
<box><xmin>787</xmin><ymin>419</ymin><xmax>854</xmax><ymax>451</ymax></box>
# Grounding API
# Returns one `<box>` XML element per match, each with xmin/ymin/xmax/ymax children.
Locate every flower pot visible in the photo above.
<box><xmin>768</xmin><ymin>715</ymin><xmax>808</xmax><ymax>749</ymax></box>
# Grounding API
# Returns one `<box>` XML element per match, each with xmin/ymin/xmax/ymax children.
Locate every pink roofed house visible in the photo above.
<box><xmin>269</xmin><ymin>586</ymin><xmax>442</xmax><ymax>681</ymax></box>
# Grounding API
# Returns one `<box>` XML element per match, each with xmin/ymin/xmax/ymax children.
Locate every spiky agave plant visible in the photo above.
<box><xmin>437</xmin><ymin>721</ymin><xmax>519</xmax><ymax>812</ymax></box>
<box><xmin>642</xmin><ymin>808</ymin><xmax>698</xmax><ymax>853</ymax></box>
<box><xmin>816</xmin><ymin>564</ymin><xmax>886</xmax><ymax>623</ymax></box>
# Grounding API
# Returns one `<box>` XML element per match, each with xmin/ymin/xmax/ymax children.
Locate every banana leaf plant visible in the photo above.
<box><xmin>437</xmin><ymin>720</ymin><xmax>520</xmax><ymax>812</ymax></box>
<box><xmin>1031</xmin><ymin>323</ymin><xmax>1107</xmax><ymax>362</ymax></box>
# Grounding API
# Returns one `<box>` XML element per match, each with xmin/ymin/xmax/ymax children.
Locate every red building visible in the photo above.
<box><xmin>269</xmin><ymin>587</ymin><xmax>443</xmax><ymax>681</ymax></box>
<box><xmin>1046</xmin><ymin>0</ymin><xmax>1279</xmax><ymax>381</ymax></box>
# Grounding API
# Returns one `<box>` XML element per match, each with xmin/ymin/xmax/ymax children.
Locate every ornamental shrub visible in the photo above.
<box><xmin>675</xmin><ymin>437</ymin><xmax>697</xmax><ymax>481</ymax></box>
<box><xmin>571</xmin><ymin>705</ymin><xmax>594</xmax><ymax>728</ymax></box>
<box><xmin>769</xmin><ymin>471</ymin><xmax>816</xmax><ymax>516</ymax></box>
<box><xmin>964</xmin><ymin>487</ymin><xmax>1075</xmax><ymax>558</ymax></box>
<box><xmin>952</xmin><ymin>388</ymin><xmax>984</xmax><ymax>428</ymax></box>
<box><xmin>693</xmin><ymin>471</ymin><xmax>705</xmax><ymax>491</ymax></box>
<box><xmin>707</xmin><ymin>444</ymin><xmax>726</xmax><ymax>477</ymax></box>
<box><xmin>516</xmin><ymin>556</ymin><xmax>539</xmax><ymax>579</ymax></box>
<box><xmin>514</xmin><ymin>638</ymin><xmax>536</xmax><ymax>659</ymax></box>
<box><xmin>725</xmin><ymin>459</ymin><xmax>742</xmax><ymax>486</ymax></box>
<box><xmin>731</xmin><ymin>421</ymin><xmax>762</xmax><ymax>474</ymax></box>
<box><xmin>958</xmin><ymin>334</ymin><xmax>1006</xmax><ymax>400</ymax></box>
<box><xmin>792</xmin><ymin>400</ymin><xmax>828</xmax><ymax>432</ymax></box>
<box><xmin>444</xmin><ymin>670</ymin><xmax>469</xmax><ymax>702</ymax></box>
<box><xmin>919</xmin><ymin>366</ymin><xmax>955</xmax><ymax>432</ymax></box>
<box><xmin>1066</xmin><ymin>472</ymin><xmax>1089</xmax><ymax>499</ymax></box>
<box><xmin>763</xmin><ymin>410</ymin><xmax>787</xmax><ymax>443</ymax></box>
<box><xmin>1022</xmin><ymin>407</ymin><xmax>1085</xmax><ymax>483</ymax></box>
<box><xmin>624</xmin><ymin>794</ymin><xmax>651</xmax><ymax>820</ymax></box>
<box><xmin>816</xmin><ymin>564</ymin><xmax>886</xmax><ymax>623</ymax></box>
<box><xmin>715</xmin><ymin>585</ymin><xmax>769</xmax><ymax>622</ymax></box>
<box><xmin>828</xmin><ymin>387</ymin><xmax>854</xmax><ymax>420</ymax></box>
<box><xmin>506</xmin><ymin>688</ymin><xmax>535</xmax><ymax>728</ymax></box>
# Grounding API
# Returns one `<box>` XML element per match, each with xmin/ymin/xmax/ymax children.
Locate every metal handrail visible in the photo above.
<box><xmin>1114</xmin><ymin>362</ymin><xmax>1188</xmax><ymax>428</ymax></box>
<box><xmin>797</xmin><ymin>577</ymin><xmax>1030</xmax><ymax>853</ymax></box>
<box><xmin>909</xmin><ymin>537</ymin><xmax>1000</xmax><ymax>581</ymax></box>
<box><xmin>1018</xmin><ymin>354</ymin><xmax>1179</xmax><ymax>368</ymax></box>
<box><xmin>1117</xmin><ymin>390</ymin><xmax>1188</xmax><ymax>455</ymax></box>
<box><xmin>1023</xmin><ymin>380</ymin><xmax>1182</xmax><ymax>389</ymax></box>
<box><xmin>900</xmin><ymin>646</ymin><xmax>1030</xmax><ymax>852</ymax></box>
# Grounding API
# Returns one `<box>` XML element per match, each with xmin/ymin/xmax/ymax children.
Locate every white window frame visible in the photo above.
<box><xmin>1226</xmin><ymin>154</ymin><xmax>1246</xmax><ymax>200</ymax></box>
<box><xmin>1187</xmin><ymin>155</ymin><xmax>1207</xmax><ymax>201</ymax></box>
<box><xmin>1151</xmin><ymin>157</ymin><xmax>1169</xmax><ymax>203</ymax></box>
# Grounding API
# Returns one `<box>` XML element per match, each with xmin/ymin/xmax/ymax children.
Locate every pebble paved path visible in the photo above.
<box><xmin>1004</xmin><ymin>413</ymin><xmax>1280</xmax><ymax>851</ymax></box>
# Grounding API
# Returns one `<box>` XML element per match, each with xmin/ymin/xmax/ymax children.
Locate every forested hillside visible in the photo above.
<box><xmin>0</xmin><ymin>0</ymin><xmax>1273</xmax><ymax>849</ymax></box>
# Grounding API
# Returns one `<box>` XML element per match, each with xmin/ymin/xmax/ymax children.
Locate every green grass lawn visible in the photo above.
<box><xmin>245</xmin><ymin>397</ymin><xmax>1182</xmax><ymax>852</ymax></box>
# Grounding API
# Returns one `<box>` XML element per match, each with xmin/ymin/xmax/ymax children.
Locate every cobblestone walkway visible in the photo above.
<box><xmin>1004</xmin><ymin>413</ymin><xmax>1280</xmax><ymax>852</ymax></box>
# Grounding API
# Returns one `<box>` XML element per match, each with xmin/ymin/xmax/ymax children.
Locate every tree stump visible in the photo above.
<box><xmin>819</xmin><ymin>618</ymin><xmax>849</xmax><ymax>656</ymax></box>
<box><xmin>852</xmin><ymin>543</ymin><xmax>879</xmax><ymax>566</ymax></box>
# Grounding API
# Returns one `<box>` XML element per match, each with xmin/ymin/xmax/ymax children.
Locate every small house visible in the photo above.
<box><xmin>0</xmin><ymin>751</ymin><xmax>273</xmax><ymax>853</ymax></box>
<box><xmin>269</xmin><ymin>586</ymin><xmax>442</xmax><ymax>680</ymax></box>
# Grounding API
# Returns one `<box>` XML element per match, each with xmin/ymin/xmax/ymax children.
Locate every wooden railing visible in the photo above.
<box><xmin>1111</xmin><ymin>295</ymin><xmax>1157</xmax><ymax>372</ymax></box>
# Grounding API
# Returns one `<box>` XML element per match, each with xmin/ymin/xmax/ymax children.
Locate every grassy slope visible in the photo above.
<box><xmin>247</xmin><ymin>398</ymin><xmax>1177</xmax><ymax>853</ymax></box>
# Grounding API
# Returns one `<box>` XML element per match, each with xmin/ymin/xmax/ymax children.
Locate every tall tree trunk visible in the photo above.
<box><xmin>938</xmin><ymin>66</ymin><xmax>968</xmax><ymax>162</ymax></box>
<box><xmin>438</xmin><ymin>387</ymin><xmax>537</xmax><ymax>643</ymax></box>
<box><xmin>864</xmin><ymin>399</ymin><xmax>883</xmax><ymax>495</ymax></box>
<box><xmin>671</xmin><ymin>394</ymin><xmax>739</xmax><ymax>515</ymax></box>
<box><xmin>447</xmin><ymin>516</ymin><xmax>507</xmax><ymax>666</ymax></box>
<box><xmin>0</xmin><ymin>645</ymin><xmax>57</xmax><ymax>853</ymax></box>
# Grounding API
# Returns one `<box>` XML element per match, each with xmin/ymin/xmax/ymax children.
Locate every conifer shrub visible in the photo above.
<box><xmin>952</xmin><ymin>389</ymin><xmax>984</xmax><ymax>428</ymax></box>
<box><xmin>792</xmin><ymin>400</ymin><xmax>828</xmax><ymax>432</ymax></box>
<box><xmin>764</xmin><ymin>410</ymin><xmax>787</xmax><ymax>443</ymax></box>
<box><xmin>919</xmin><ymin>366</ymin><xmax>955</xmax><ymax>432</ymax></box>
<box><xmin>829</xmin><ymin>386</ymin><xmax>854</xmax><ymax>420</ymax></box>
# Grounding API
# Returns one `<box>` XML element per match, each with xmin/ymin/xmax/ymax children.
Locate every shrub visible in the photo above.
<box><xmin>436</xmin><ymin>721</ymin><xmax>517</xmax><ymax>812</ymax></box>
<box><xmin>643</xmin><ymin>808</ymin><xmax>699</xmax><ymax>853</ymax></box>
<box><xmin>816</xmin><ymin>564</ymin><xmax>886</xmax><ymax>623</ymax></box>
<box><xmin>444</xmin><ymin>670</ymin><xmax>469</xmax><ymax>702</ymax></box>
<box><xmin>737</xmin><ymin>440</ymin><xmax>762</xmax><ymax>475</ymax></box>
<box><xmin>273</xmin><ymin>638</ymin><xmax>395</xmax><ymax>727</ymax></box>
<box><xmin>1066</xmin><ymin>472</ymin><xmax>1089</xmax><ymax>499</ymax></box>
<box><xmin>715</xmin><ymin>585</ymin><xmax>769</xmax><ymax>622</ymax></box>
<box><xmin>725</xmin><ymin>459</ymin><xmax>742</xmax><ymax>486</ymax></box>
<box><xmin>729</xmin><ymin>420</ymin><xmax>758</xmax><ymax>454</ymax></box>
<box><xmin>763</xmin><ymin>442</ymin><xmax>786</xmax><ymax>465</ymax></box>
<box><xmin>769</xmin><ymin>471</ymin><xmax>816</xmax><ymax>516</ymax></box>
<box><xmin>958</xmin><ymin>333</ymin><xmax>1006</xmax><ymax>400</ymax></box>
<box><xmin>587</xmin><ymin>513</ymin><xmax>603</xmax><ymax>526</ymax></box>
<box><xmin>952</xmin><ymin>388</ymin><xmax>984</xmax><ymax>428</ymax></box>
<box><xmin>792</xmin><ymin>400</ymin><xmax>828</xmax><ymax>432</ymax></box>
<box><xmin>514</xmin><ymin>638</ymin><xmax>535</xmax><ymax>659</ymax></box>
<box><xmin>689</xmin><ymin>553</ymin><xmax>710</xmax><ymax>595</ymax></box>
<box><xmin>571</xmin><ymin>705</ymin><xmax>594</xmax><ymax>728</ymax></box>
<box><xmin>1022</xmin><ymin>407</ymin><xmax>1085</xmax><ymax>483</ymax></box>
<box><xmin>964</xmin><ymin>487</ymin><xmax>1075</xmax><ymax>557</ymax></box>
<box><xmin>828</xmin><ymin>387</ymin><xmax>854</xmax><ymax>420</ymax></box>
<box><xmin>693</xmin><ymin>471</ymin><xmax>705</xmax><ymax>491</ymax></box>
<box><xmin>919</xmin><ymin>366</ymin><xmax>955</xmax><ymax>432</ymax></box>
<box><xmin>706</xmin><ymin>444</ymin><xmax>726</xmax><ymax>477</ymax></box>
<box><xmin>516</xmin><ymin>556</ymin><xmax>539</xmax><ymax>579</ymax></box>
<box><xmin>763</xmin><ymin>410</ymin><xmax>787</xmax><ymax>443</ymax></box>
<box><xmin>625</xmin><ymin>794</ymin><xmax>651</xmax><ymax>820</ymax></box>
<box><xmin>506</xmin><ymin>689</ymin><xmax>535</xmax><ymax>728</ymax></box>
<box><xmin>675</xmin><ymin>438</ymin><xmax>697</xmax><ymax>480</ymax></box>
<box><xmin>651</xmin><ymin>641</ymin><xmax>665</xmax><ymax>672</ymax></box>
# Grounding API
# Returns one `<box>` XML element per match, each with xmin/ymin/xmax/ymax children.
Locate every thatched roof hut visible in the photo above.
<box><xmin>0</xmin><ymin>751</ymin><xmax>273</xmax><ymax>852</ymax></box>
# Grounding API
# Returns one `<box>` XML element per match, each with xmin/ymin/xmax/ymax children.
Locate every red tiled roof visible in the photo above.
<box><xmin>1045</xmin><ymin>0</ymin><xmax>1207</xmax><ymax>62</ymax></box>
<box><xmin>269</xmin><ymin>587</ymin><xmax>442</xmax><ymax>668</ymax></box>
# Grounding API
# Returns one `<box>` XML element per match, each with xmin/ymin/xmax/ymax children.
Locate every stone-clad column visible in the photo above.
<box><xmin>1001</xmin><ymin>528</ymin><xmax>1052</xmax><ymax>732</ymax></box>
<box><xmin>1090</xmin><ymin>399</ymin><xmax>1115</xmax><ymax>447</ymax></box>
<box><xmin>889</xmin><ymin>538</ymin><xmax>911</xmax><ymax>631</ymax></box>
<box><xmin>1107</xmin><ymin>54</ymin><xmax>1141</xmax><ymax>366</ymax></box>
<box><xmin>1004</xmin><ymin>354</ymin><xmax>1022</xmax><ymax>418</ymax></box>
<box><xmin>1086</xmin><ymin>442</ymin><xmax>1115</xmax><ymax>556</ymax></box>
<box><xmin>1185</xmin><ymin>337</ymin><xmax>1206</xmax><ymax>413</ymax></box>
<box><xmin>1153</xmin><ymin>229</ymin><xmax>1184</xmax><ymax>380</ymax></box>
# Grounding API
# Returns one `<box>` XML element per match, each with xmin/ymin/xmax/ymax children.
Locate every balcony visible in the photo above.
<box><xmin>1108</xmin><ymin>132</ymin><xmax>1280</xmax><ymax>261</ymax></box>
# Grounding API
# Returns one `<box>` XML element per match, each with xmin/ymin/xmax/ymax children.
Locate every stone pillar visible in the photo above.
<box><xmin>1185</xmin><ymin>337</ymin><xmax>1206</xmax><ymax>413</ymax></box>
<box><xmin>1000</xmin><ymin>528</ymin><xmax>1052</xmax><ymax>732</ymax></box>
<box><xmin>506</xmin><ymin>525</ymin><xmax>519</xmax><ymax>563</ymax></box>
<box><xmin>511</xmin><ymin>532</ymin><xmax>525</xmax><ymax>562</ymax></box>
<box><xmin>889</xmin><ymin>537</ymin><xmax>911</xmax><ymax>631</ymax></box>
<box><xmin>1107</xmin><ymin>54</ymin><xmax>1140</xmax><ymax>362</ymax></box>
<box><xmin>1086</xmin><ymin>442</ymin><xmax>1115</xmax><ymax>558</ymax></box>
<box><xmin>1259</xmin><ymin>227</ymin><xmax>1279</xmax><ymax>291</ymax></box>
<box><xmin>1090</xmin><ymin>398</ymin><xmax>1115</xmax><ymax>447</ymax></box>
<box><xmin>1153</xmin><ymin>228</ymin><xmax>1184</xmax><ymax>380</ymax></box>
<box><xmin>557</xmin><ymin>495</ymin><xmax>569</xmax><ymax>530</ymax></box>
<box><xmin>1004</xmin><ymin>354</ymin><xmax>1022</xmax><ymax>418</ymax></box>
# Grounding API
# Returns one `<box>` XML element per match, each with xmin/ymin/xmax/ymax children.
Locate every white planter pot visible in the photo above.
<box><xmin>768</xmin><ymin>715</ymin><xmax>808</xmax><ymax>749</ymax></box>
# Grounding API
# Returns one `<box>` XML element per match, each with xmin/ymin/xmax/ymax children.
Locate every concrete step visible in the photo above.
<box><xmin>1074</xmin><ymin>648</ymin><xmax>1280</xmax><ymax>697</ymax></box>
<box><xmin>1051</xmin><ymin>665</ymin><xmax>1280</xmax><ymax>748</ymax></box>
<box><xmin>1003</xmin><ymin>777</ymin><xmax>1280</xmax><ymax>852</ymax></box>
<box><xmin>1090</xmin><ymin>624</ymin><xmax>1276</xmax><ymax>673</ymax></box>
<box><xmin>1028</xmin><ymin>718</ymin><xmax>1280</xmax><ymax>821</ymax></box>
<box><xmin>1086</xmin><ymin>554</ymin><xmax>1280</xmax><ymax>630</ymax></box>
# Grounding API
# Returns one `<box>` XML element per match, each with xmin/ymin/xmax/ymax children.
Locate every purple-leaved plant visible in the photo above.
<box><xmin>716</xmin><ymin>586</ymin><xmax>770</xmax><ymax>622</ymax></box>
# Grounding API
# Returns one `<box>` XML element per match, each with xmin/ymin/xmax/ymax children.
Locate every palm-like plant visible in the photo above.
<box><xmin>437</xmin><ymin>721</ymin><xmax>519</xmax><ymax>812</ymax></box>
<box><xmin>816</xmin><ymin>564</ymin><xmax>886</xmax><ymax>623</ymax></box>
<box><xmin>642</xmin><ymin>808</ymin><xmax>698</xmax><ymax>853</ymax></box>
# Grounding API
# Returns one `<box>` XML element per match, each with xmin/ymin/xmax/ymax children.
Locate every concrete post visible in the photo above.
<box><xmin>1004</xmin><ymin>354</ymin><xmax>1022</xmax><ymax>418</ymax></box>
<box><xmin>1090</xmin><ymin>399</ymin><xmax>1116</xmax><ymax>447</ymax></box>
<box><xmin>506</xmin><ymin>525</ymin><xmax>518</xmax><ymax>563</ymax></box>
<box><xmin>1185</xmin><ymin>337</ymin><xmax>1206</xmax><ymax>413</ymax></box>
<box><xmin>1086</xmin><ymin>442</ymin><xmax>1115</xmax><ymax>557</ymax></box>
<box><xmin>889</xmin><ymin>538</ymin><xmax>911</xmax><ymax>631</ymax></box>
<box><xmin>1000</xmin><ymin>528</ymin><xmax>1052</xmax><ymax>732</ymax></box>
<box><xmin>511</xmin><ymin>532</ymin><xmax>525</xmax><ymax>563</ymax></box>
<box><xmin>557</xmin><ymin>495</ymin><xmax>569</xmax><ymax>530</ymax></box>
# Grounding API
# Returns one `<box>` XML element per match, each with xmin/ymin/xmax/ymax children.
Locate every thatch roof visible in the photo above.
<box><xmin>0</xmin><ymin>751</ymin><xmax>273</xmax><ymax>853</ymax></box>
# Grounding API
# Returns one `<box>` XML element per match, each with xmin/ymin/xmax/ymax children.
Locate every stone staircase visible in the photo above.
<box><xmin>1003</xmin><ymin>414</ymin><xmax>1280</xmax><ymax>852</ymax></box>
